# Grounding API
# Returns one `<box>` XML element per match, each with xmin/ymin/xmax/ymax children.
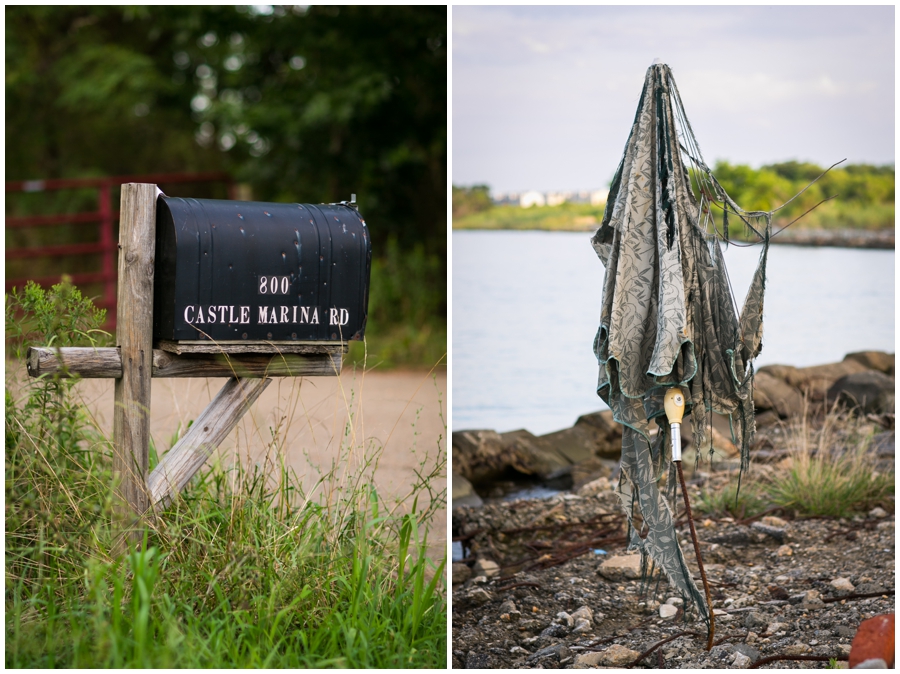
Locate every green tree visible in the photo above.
<box><xmin>6</xmin><ymin>6</ymin><xmax>447</xmax><ymax>365</ymax></box>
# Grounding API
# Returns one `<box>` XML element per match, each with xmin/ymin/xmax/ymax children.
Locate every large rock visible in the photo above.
<box><xmin>452</xmin><ymin>473</ymin><xmax>483</xmax><ymax>508</ymax></box>
<box><xmin>452</xmin><ymin>430</ymin><xmax>507</xmax><ymax>483</ymax></box>
<box><xmin>499</xmin><ymin>429</ymin><xmax>572</xmax><ymax>479</ymax></box>
<box><xmin>597</xmin><ymin>553</ymin><xmax>647</xmax><ymax>581</ymax></box>
<box><xmin>753</xmin><ymin>371</ymin><xmax>805</xmax><ymax>418</ymax></box>
<box><xmin>760</xmin><ymin>360</ymin><xmax>869</xmax><ymax>402</ymax></box>
<box><xmin>572</xmin><ymin>410</ymin><xmax>623</xmax><ymax>458</ymax></box>
<box><xmin>845</xmin><ymin>351</ymin><xmax>895</xmax><ymax>375</ymax></box>
<box><xmin>539</xmin><ymin>425</ymin><xmax>609</xmax><ymax>465</ymax></box>
<box><xmin>827</xmin><ymin>371</ymin><xmax>895</xmax><ymax>414</ymax></box>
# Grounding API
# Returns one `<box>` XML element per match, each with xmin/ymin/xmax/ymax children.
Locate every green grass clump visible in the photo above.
<box><xmin>695</xmin><ymin>477</ymin><xmax>770</xmax><ymax>521</ymax></box>
<box><xmin>5</xmin><ymin>281</ymin><xmax>447</xmax><ymax>668</ymax></box>
<box><xmin>767</xmin><ymin>412</ymin><xmax>893</xmax><ymax>518</ymax></box>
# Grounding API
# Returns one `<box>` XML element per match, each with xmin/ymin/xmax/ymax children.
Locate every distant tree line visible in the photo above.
<box><xmin>6</xmin><ymin>6</ymin><xmax>447</xmax><ymax>363</ymax></box>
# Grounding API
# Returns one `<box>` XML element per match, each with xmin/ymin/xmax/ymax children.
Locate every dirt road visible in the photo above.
<box><xmin>65</xmin><ymin>367</ymin><xmax>447</xmax><ymax>558</ymax></box>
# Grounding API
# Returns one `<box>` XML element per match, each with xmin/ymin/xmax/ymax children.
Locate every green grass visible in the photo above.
<box><xmin>6</xmin><ymin>373</ymin><xmax>447</xmax><ymax>668</ymax></box>
<box><xmin>694</xmin><ymin>410</ymin><xmax>893</xmax><ymax>520</ymax></box>
<box><xmin>767</xmin><ymin>411</ymin><xmax>893</xmax><ymax>518</ymax></box>
<box><xmin>5</xmin><ymin>281</ymin><xmax>447</xmax><ymax>667</ymax></box>
<box><xmin>453</xmin><ymin>202</ymin><xmax>605</xmax><ymax>231</ymax></box>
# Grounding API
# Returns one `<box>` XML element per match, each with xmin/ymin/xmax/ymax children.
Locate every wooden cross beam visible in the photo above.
<box><xmin>25</xmin><ymin>184</ymin><xmax>343</xmax><ymax>551</ymax></box>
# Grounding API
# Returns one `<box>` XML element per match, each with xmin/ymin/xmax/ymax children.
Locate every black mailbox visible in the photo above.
<box><xmin>153</xmin><ymin>196</ymin><xmax>371</xmax><ymax>348</ymax></box>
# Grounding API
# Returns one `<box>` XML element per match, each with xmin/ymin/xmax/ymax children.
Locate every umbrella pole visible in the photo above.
<box><xmin>664</xmin><ymin>388</ymin><xmax>715</xmax><ymax>651</ymax></box>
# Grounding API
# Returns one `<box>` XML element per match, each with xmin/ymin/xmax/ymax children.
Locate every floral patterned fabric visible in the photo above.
<box><xmin>591</xmin><ymin>64</ymin><xmax>770</xmax><ymax>622</ymax></box>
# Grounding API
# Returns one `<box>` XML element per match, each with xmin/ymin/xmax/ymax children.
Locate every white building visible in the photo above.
<box><xmin>519</xmin><ymin>190</ymin><xmax>546</xmax><ymax>208</ymax></box>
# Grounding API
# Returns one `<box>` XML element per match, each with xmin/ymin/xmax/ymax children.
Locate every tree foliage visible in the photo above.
<box><xmin>6</xmin><ymin>6</ymin><xmax>447</xmax><ymax>365</ymax></box>
<box><xmin>6</xmin><ymin>5</ymin><xmax>446</xmax><ymax>252</ymax></box>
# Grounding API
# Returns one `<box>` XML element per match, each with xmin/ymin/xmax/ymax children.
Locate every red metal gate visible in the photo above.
<box><xmin>6</xmin><ymin>172</ymin><xmax>235</xmax><ymax>329</ymax></box>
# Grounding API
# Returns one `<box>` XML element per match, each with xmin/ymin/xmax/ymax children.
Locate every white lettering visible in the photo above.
<box><xmin>292</xmin><ymin>306</ymin><xmax>297</xmax><ymax>323</ymax></box>
<box><xmin>311</xmin><ymin>307</ymin><xmax>319</xmax><ymax>324</ymax></box>
<box><xmin>184</xmin><ymin>305</ymin><xmax>195</xmax><ymax>324</ymax></box>
<box><xmin>339</xmin><ymin>308</ymin><xmax>349</xmax><ymax>326</ymax></box>
<box><xmin>196</xmin><ymin>307</ymin><xmax>205</xmax><ymax>324</ymax></box>
<box><xmin>300</xmin><ymin>306</ymin><xmax>309</xmax><ymax>323</ymax></box>
<box><xmin>240</xmin><ymin>306</ymin><xmax>250</xmax><ymax>324</ymax></box>
<box><xmin>229</xmin><ymin>306</ymin><xmax>237</xmax><ymax>323</ymax></box>
<box><xmin>259</xmin><ymin>277</ymin><xmax>267</xmax><ymax>294</ymax></box>
<box><xmin>208</xmin><ymin>306</ymin><xmax>217</xmax><ymax>323</ymax></box>
<box><xmin>218</xmin><ymin>306</ymin><xmax>228</xmax><ymax>323</ymax></box>
<box><xmin>280</xmin><ymin>306</ymin><xmax>289</xmax><ymax>323</ymax></box>
<box><xmin>329</xmin><ymin>308</ymin><xmax>339</xmax><ymax>325</ymax></box>
<box><xmin>258</xmin><ymin>306</ymin><xmax>269</xmax><ymax>324</ymax></box>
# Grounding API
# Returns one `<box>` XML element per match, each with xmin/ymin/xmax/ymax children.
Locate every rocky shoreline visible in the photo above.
<box><xmin>451</xmin><ymin>351</ymin><xmax>895</xmax><ymax>669</ymax></box>
<box><xmin>452</xmin><ymin>350</ymin><xmax>894</xmax><ymax>508</ymax></box>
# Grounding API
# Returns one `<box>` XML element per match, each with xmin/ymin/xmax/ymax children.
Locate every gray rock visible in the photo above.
<box><xmin>466</xmin><ymin>587</ymin><xmax>492</xmax><ymax>605</ymax></box>
<box><xmin>733</xmin><ymin>643</ymin><xmax>761</xmax><ymax>662</ymax></box>
<box><xmin>835</xmin><ymin>625</ymin><xmax>854</xmax><ymax>638</ymax></box>
<box><xmin>572</xmin><ymin>618</ymin><xmax>592</xmax><ymax>634</ymax></box>
<box><xmin>830</xmin><ymin>577</ymin><xmax>855</xmax><ymax>593</ymax></box>
<box><xmin>732</xmin><ymin>652</ymin><xmax>751</xmax><ymax>668</ymax></box>
<box><xmin>855</xmin><ymin>582</ymin><xmax>886</xmax><ymax>594</ymax></box>
<box><xmin>743</xmin><ymin>611</ymin><xmax>768</xmax><ymax>630</ymax></box>
<box><xmin>452</xmin><ymin>562</ymin><xmax>472</xmax><ymax>585</ymax></box>
<box><xmin>466</xmin><ymin>651</ymin><xmax>490</xmax><ymax>669</ymax></box>
<box><xmin>709</xmin><ymin>526</ymin><xmax>754</xmax><ymax>546</ymax></box>
<box><xmin>472</xmin><ymin>558</ymin><xmax>500</xmax><ymax>578</ymax></box>
<box><xmin>528</xmin><ymin>643</ymin><xmax>570</xmax><ymax>663</ymax></box>
<box><xmin>555</xmin><ymin>611</ymin><xmax>574</xmax><ymax>628</ymax></box>
<box><xmin>452</xmin><ymin>473</ymin><xmax>483</xmax><ymax>508</ymax></box>
<box><xmin>827</xmin><ymin>371</ymin><xmax>895</xmax><ymax>415</ymax></box>
<box><xmin>499</xmin><ymin>599</ymin><xmax>518</xmax><ymax>613</ymax></box>
<box><xmin>753</xmin><ymin>371</ymin><xmax>805</xmax><ymax>417</ymax></box>
<box><xmin>855</xmin><ymin>658</ymin><xmax>889</xmax><ymax>668</ymax></box>
<box><xmin>871</xmin><ymin>432</ymin><xmax>895</xmax><ymax>457</ymax></box>
<box><xmin>597</xmin><ymin>553</ymin><xmax>645</xmax><ymax>581</ymax></box>
<box><xmin>594</xmin><ymin>644</ymin><xmax>641</xmax><ymax>667</ymax></box>
<box><xmin>750</xmin><ymin>521</ymin><xmax>786</xmax><ymax>542</ymax></box>
<box><xmin>868</xmin><ymin>506</ymin><xmax>888</xmax><ymax>518</ymax></box>
<box><xmin>573</xmin><ymin>651</ymin><xmax>605</xmax><ymax>668</ymax></box>
<box><xmin>844</xmin><ymin>350</ymin><xmax>895</xmax><ymax>374</ymax></box>
<box><xmin>540</xmin><ymin>623</ymin><xmax>568</xmax><ymax>638</ymax></box>
<box><xmin>659</xmin><ymin>603</ymin><xmax>678</xmax><ymax>619</ymax></box>
<box><xmin>571</xmin><ymin>605</ymin><xmax>593</xmax><ymax>623</ymax></box>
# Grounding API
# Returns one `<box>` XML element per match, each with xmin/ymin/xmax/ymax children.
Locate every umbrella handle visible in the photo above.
<box><xmin>666</xmin><ymin>387</ymin><xmax>715</xmax><ymax>650</ymax></box>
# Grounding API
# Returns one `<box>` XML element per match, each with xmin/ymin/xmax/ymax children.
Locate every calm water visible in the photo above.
<box><xmin>452</xmin><ymin>230</ymin><xmax>894</xmax><ymax>436</ymax></box>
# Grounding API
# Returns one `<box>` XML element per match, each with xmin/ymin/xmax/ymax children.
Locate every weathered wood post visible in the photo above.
<box><xmin>112</xmin><ymin>183</ymin><xmax>157</xmax><ymax>546</ymax></box>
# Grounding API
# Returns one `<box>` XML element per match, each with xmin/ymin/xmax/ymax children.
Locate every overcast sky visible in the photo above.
<box><xmin>452</xmin><ymin>5</ymin><xmax>895</xmax><ymax>194</ymax></box>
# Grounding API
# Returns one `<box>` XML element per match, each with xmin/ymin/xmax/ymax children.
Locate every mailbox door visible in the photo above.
<box><xmin>154</xmin><ymin>197</ymin><xmax>371</xmax><ymax>343</ymax></box>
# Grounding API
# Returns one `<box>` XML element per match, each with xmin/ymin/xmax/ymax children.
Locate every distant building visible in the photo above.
<box><xmin>546</xmin><ymin>192</ymin><xmax>567</xmax><ymax>207</ymax></box>
<box><xmin>591</xmin><ymin>190</ymin><xmax>606</xmax><ymax>206</ymax></box>
<box><xmin>519</xmin><ymin>190</ymin><xmax>546</xmax><ymax>208</ymax></box>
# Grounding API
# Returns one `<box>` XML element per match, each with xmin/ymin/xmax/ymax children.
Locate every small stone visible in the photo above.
<box><xmin>598</xmin><ymin>553</ymin><xmax>643</xmax><ymax>581</ymax></box>
<box><xmin>751</xmin><ymin>521</ymin><xmax>786</xmax><ymax>542</ymax></box>
<box><xmin>571</xmin><ymin>605</ymin><xmax>593</xmax><ymax>623</ymax></box>
<box><xmin>776</xmin><ymin>544</ymin><xmax>793</xmax><ymax>556</ymax></box>
<box><xmin>510</xmin><ymin>645</ymin><xmax>529</xmax><ymax>655</ymax></box>
<box><xmin>574</xmin><ymin>651</ymin><xmax>604</xmax><ymax>667</ymax></box>
<box><xmin>499</xmin><ymin>599</ymin><xmax>518</xmax><ymax>613</ymax></box>
<box><xmin>659</xmin><ymin>603</ymin><xmax>678</xmax><ymax>619</ymax></box>
<box><xmin>734</xmin><ymin>643</ymin><xmax>761</xmax><ymax>662</ymax></box>
<box><xmin>761</xmin><ymin>515</ymin><xmax>788</xmax><ymax>528</ymax></box>
<box><xmin>555</xmin><ymin>611</ymin><xmax>574</xmax><ymax>628</ymax></box>
<box><xmin>732</xmin><ymin>652</ymin><xmax>751</xmax><ymax>668</ymax></box>
<box><xmin>868</xmin><ymin>507</ymin><xmax>888</xmax><ymax>518</ymax></box>
<box><xmin>783</xmin><ymin>643</ymin><xmax>810</xmax><ymax>656</ymax></box>
<box><xmin>876</xmin><ymin>520</ymin><xmax>894</xmax><ymax>530</ymax></box>
<box><xmin>466</xmin><ymin>651</ymin><xmax>490</xmax><ymax>669</ymax></box>
<box><xmin>473</xmin><ymin>558</ymin><xmax>501</xmax><ymax>578</ymax></box>
<box><xmin>743</xmin><ymin>612</ymin><xmax>768</xmax><ymax>630</ymax></box>
<box><xmin>466</xmin><ymin>587</ymin><xmax>492</xmax><ymax>605</ymax></box>
<box><xmin>800</xmin><ymin>589</ymin><xmax>825</xmax><ymax>606</ymax></box>
<box><xmin>471</xmin><ymin>575</ymin><xmax>488</xmax><ymax>585</ymax></box>
<box><xmin>768</xmin><ymin>622</ymin><xmax>790</xmax><ymax>634</ymax></box>
<box><xmin>572</xmin><ymin>618</ymin><xmax>592</xmax><ymax>634</ymax></box>
<box><xmin>835</xmin><ymin>625</ymin><xmax>855</xmax><ymax>638</ymax></box>
<box><xmin>830</xmin><ymin>577</ymin><xmax>856</xmax><ymax>593</ymax></box>
<box><xmin>451</xmin><ymin>562</ymin><xmax>471</xmax><ymax>585</ymax></box>
<box><xmin>595</xmin><ymin>644</ymin><xmax>641</xmax><ymax>667</ymax></box>
<box><xmin>577</xmin><ymin>476</ymin><xmax>611</xmax><ymax>495</ymax></box>
<box><xmin>500</xmin><ymin>613</ymin><xmax>510</xmax><ymax>621</ymax></box>
<box><xmin>666</xmin><ymin>596</ymin><xmax>684</xmax><ymax>606</ymax></box>
<box><xmin>541</xmin><ymin>623</ymin><xmax>568</xmax><ymax>638</ymax></box>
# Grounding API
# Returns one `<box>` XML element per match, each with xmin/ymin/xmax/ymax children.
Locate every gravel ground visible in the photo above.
<box><xmin>452</xmin><ymin>485</ymin><xmax>894</xmax><ymax>669</ymax></box>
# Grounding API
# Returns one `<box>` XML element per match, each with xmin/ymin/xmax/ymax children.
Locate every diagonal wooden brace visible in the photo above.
<box><xmin>147</xmin><ymin>376</ymin><xmax>272</xmax><ymax>511</ymax></box>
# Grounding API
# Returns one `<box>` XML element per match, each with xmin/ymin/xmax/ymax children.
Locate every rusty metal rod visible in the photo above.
<box><xmin>677</xmin><ymin>460</ymin><xmax>715</xmax><ymax>651</ymax></box>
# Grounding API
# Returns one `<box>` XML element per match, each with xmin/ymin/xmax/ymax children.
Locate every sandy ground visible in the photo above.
<box><xmin>16</xmin><ymin>366</ymin><xmax>447</xmax><ymax>559</ymax></box>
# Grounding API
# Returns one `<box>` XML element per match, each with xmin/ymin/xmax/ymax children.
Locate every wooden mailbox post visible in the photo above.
<box><xmin>26</xmin><ymin>183</ymin><xmax>371</xmax><ymax>549</ymax></box>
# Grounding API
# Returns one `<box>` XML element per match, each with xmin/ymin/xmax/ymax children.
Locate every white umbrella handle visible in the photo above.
<box><xmin>664</xmin><ymin>388</ymin><xmax>685</xmax><ymax>461</ymax></box>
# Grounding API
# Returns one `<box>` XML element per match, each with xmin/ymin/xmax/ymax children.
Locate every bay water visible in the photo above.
<box><xmin>452</xmin><ymin>230</ymin><xmax>894</xmax><ymax>436</ymax></box>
